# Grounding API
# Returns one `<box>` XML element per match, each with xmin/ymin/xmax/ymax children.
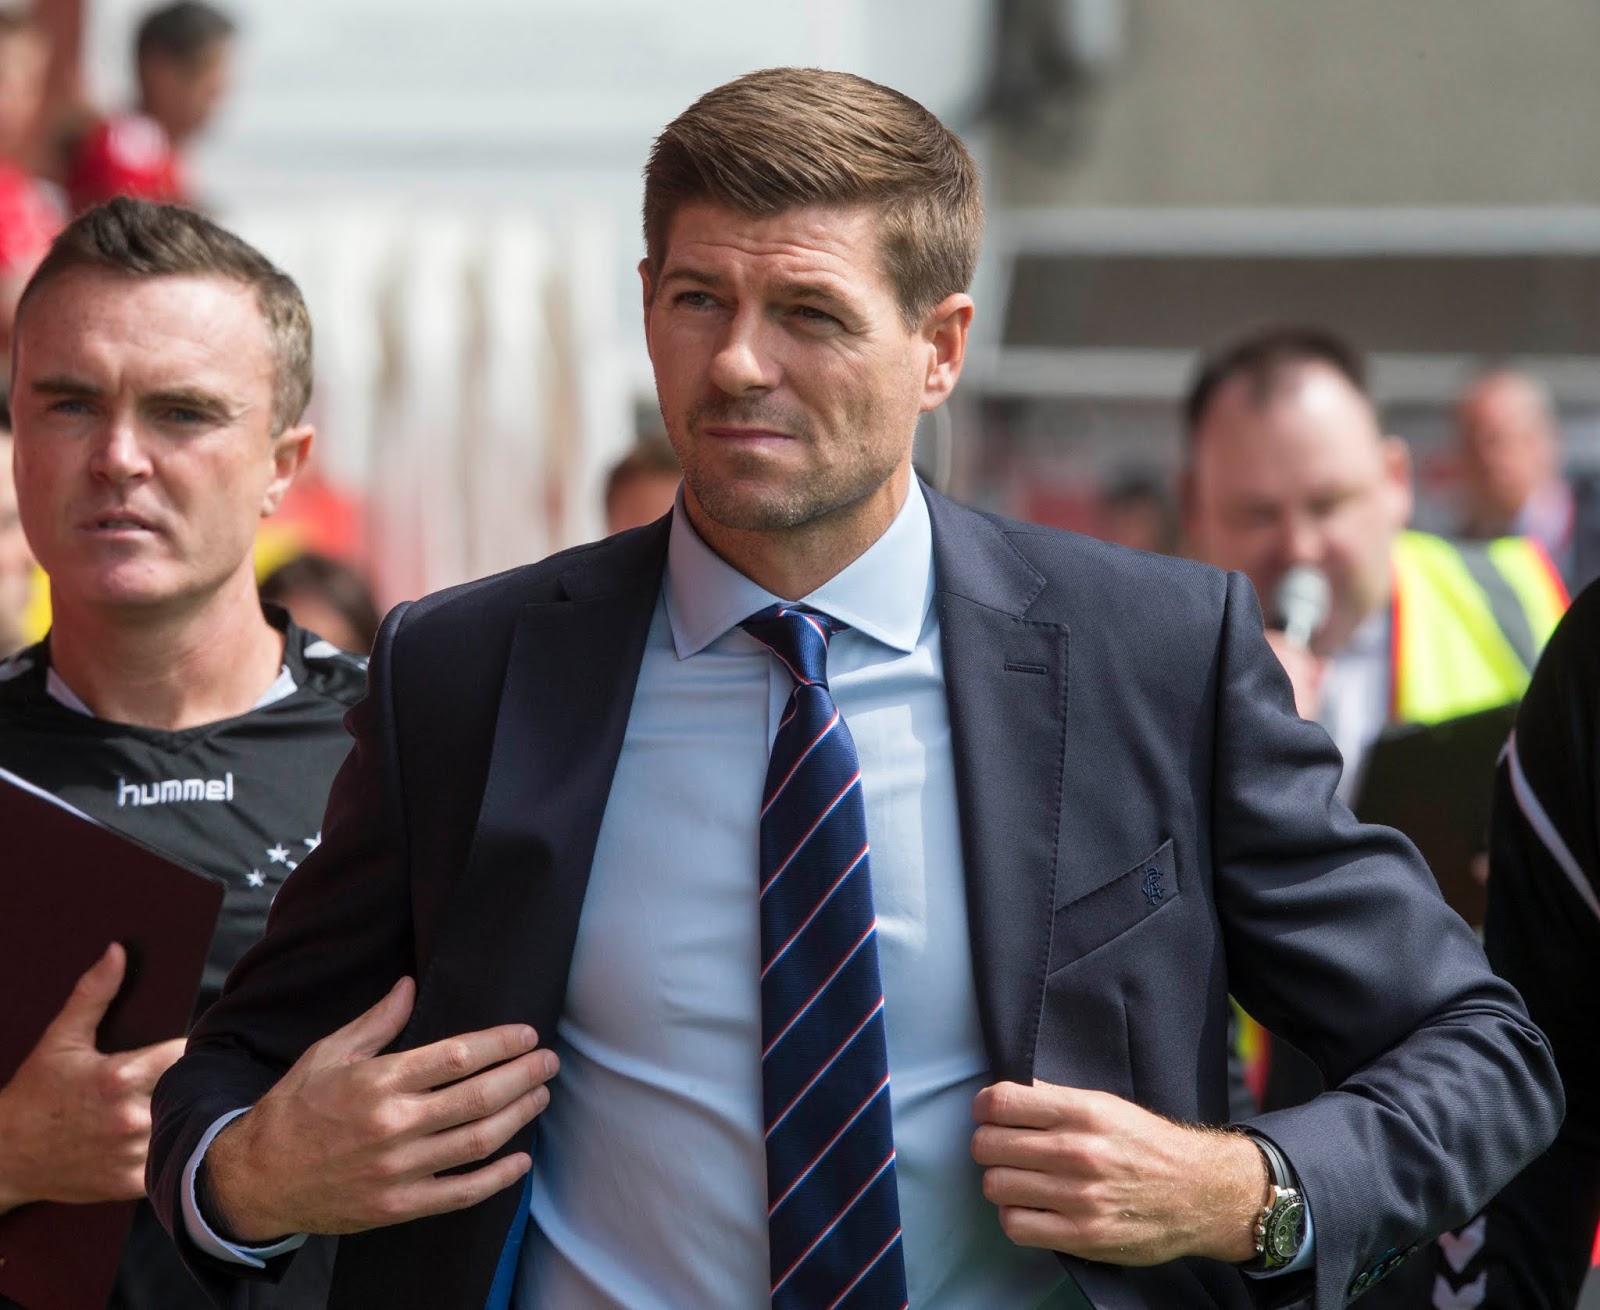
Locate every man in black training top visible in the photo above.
<box><xmin>0</xmin><ymin>198</ymin><xmax>359</xmax><ymax>1309</ymax></box>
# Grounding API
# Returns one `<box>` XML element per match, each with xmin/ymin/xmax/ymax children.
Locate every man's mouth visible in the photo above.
<box><xmin>701</xmin><ymin>426</ymin><xmax>794</xmax><ymax>445</ymax></box>
<box><xmin>84</xmin><ymin>512</ymin><xmax>159</xmax><ymax>534</ymax></box>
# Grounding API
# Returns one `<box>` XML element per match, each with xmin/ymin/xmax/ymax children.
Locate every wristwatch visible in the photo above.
<box><xmin>1241</xmin><ymin>1131</ymin><xmax>1308</xmax><ymax>1271</ymax></box>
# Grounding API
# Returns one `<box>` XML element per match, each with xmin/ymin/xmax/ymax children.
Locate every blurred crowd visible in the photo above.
<box><xmin>0</xmin><ymin>1</ymin><xmax>1588</xmax><ymax>697</ymax></box>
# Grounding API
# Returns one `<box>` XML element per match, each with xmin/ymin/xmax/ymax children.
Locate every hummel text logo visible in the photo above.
<box><xmin>117</xmin><ymin>772</ymin><xmax>234</xmax><ymax>807</ymax></box>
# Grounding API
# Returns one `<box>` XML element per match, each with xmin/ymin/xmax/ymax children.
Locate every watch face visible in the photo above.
<box><xmin>1265</xmin><ymin>1195</ymin><xmax>1308</xmax><ymax>1264</ymax></box>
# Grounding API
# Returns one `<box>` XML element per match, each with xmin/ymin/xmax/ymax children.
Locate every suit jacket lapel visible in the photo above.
<box><xmin>339</xmin><ymin>528</ymin><xmax>668</xmax><ymax>1309</ymax></box>
<box><xmin>403</xmin><ymin>525</ymin><xmax>668</xmax><ymax>1051</ymax></box>
<box><xmin>928</xmin><ymin>490</ymin><xmax>1069</xmax><ymax>1086</ymax></box>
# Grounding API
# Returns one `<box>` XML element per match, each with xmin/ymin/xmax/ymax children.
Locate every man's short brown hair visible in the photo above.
<box><xmin>136</xmin><ymin>1</ymin><xmax>235</xmax><ymax>68</ymax></box>
<box><xmin>15</xmin><ymin>196</ymin><xmax>312</xmax><ymax>432</ymax></box>
<box><xmin>642</xmin><ymin>67</ymin><xmax>983</xmax><ymax>325</ymax></box>
<box><xmin>0</xmin><ymin>8</ymin><xmax>40</xmax><ymax>40</ymax></box>
<box><xmin>1184</xmin><ymin>324</ymin><xmax>1369</xmax><ymax>449</ymax></box>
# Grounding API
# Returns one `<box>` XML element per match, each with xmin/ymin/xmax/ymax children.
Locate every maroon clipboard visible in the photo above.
<box><xmin>0</xmin><ymin>766</ymin><xmax>223</xmax><ymax>1310</ymax></box>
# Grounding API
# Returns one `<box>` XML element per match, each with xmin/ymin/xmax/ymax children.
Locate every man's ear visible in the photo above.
<box><xmin>639</xmin><ymin>259</ymin><xmax>655</xmax><ymax>350</ymax></box>
<box><xmin>1380</xmin><ymin>433</ymin><xmax>1415</xmax><ymax>528</ymax></box>
<box><xmin>918</xmin><ymin>293</ymin><xmax>974</xmax><ymax>413</ymax></box>
<box><xmin>262</xmin><ymin>425</ymin><xmax>313</xmax><ymax>518</ymax></box>
<box><xmin>1178</xmin><ymin>465</ymin><xmax>1199</xmax><ymax>546</ymax></box>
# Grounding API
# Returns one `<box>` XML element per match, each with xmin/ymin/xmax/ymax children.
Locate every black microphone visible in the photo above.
<box><xmin>1274</xmin><ymin>565</ymin><xmax>1330</xmax><ymax>650</ymax></box>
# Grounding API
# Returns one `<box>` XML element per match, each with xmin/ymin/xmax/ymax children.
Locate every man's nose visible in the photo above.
<box><xmin>707</xmin><ymin>312</ymin><xmax>779</xmax><ymax>395</ymax></box>
<box><xmin>1280</xmin><ymin>513</ymin><xmax>1326</xmax><ymax>568</ymax></box>
<box><xmin>87</xmin><ymin>419</ymin><xmax>153</xmax><ymax>485</ymax></box>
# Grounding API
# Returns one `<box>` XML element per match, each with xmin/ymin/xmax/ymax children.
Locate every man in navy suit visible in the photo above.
<box><xmin>150</xmin><ymin>69</ymin><xmax>1561</xmax><ymax>1309</ymax></box>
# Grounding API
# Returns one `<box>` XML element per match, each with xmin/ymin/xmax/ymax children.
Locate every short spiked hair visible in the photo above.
<box><xmin>643</xmin><ymin>67</ymin><xmax>983</xmax><ymax>326</ymax></box>
<box><xmin>17</xmin><ymin>196</ymin><xmax>312</xmax><ymax>432</ymax></box>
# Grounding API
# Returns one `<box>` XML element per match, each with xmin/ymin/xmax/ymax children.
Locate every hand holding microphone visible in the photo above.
<box><xmin>1266</xmin><ymin>565</ymin><xmax>1330</xmax><ymax>719</ymax></box>
<box><xmin>1275</xmin><ymin>565</ymin><xmax>1330</xmax><ymax>651</ymax></box>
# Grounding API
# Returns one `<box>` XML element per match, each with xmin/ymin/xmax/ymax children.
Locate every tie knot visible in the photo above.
<box><xmin>740</xmin><ymin>604</ymin><xmax>847</xmax><ymax>687</ymax></box>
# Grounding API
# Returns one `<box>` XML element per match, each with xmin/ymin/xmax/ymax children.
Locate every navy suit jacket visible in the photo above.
<box><xmin>149</xmin><ymin>488</ymin><xmax>1562</xmax><ymax>1309</ymax></box>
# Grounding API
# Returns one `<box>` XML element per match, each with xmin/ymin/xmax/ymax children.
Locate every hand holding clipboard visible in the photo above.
<box><xmin>0</xmin><ymin>943</ymin><xmax>185</xmax><ymax>1213</ymax></box>
<box><xmin>0</xmin><ymin>767</ymin><xmax>222</xmax><ymax>1310</ymax></box>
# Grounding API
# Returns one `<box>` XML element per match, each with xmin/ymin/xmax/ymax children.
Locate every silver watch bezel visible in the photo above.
<box><xmin>1258</xmin><ymin>1184</ymin><xmax>1308</xmax><ymax>1267</ymax></box>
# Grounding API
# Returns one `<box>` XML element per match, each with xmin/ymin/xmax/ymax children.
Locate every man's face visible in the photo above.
<box><xmin>1185</xmin><ymin>363</ymin><xmax>1413</xmax><ymax>656</ymax></box>
<box><xmin>1455</xmin><ymin>375</ymin><xmax>1558</xmax><ymax>529</ymax></box>
<box><xmin>11</xmin><ymin>270</ymin><xmax>309</xmax><ymax>622</ymax></box>
<box><xmin>0</xmin><ymin>434</ymin><xmax>33</xmax><ymax>654</ymax></box>
<box><xmin>605</xmin><ymin>470</ymin><xmax>681</xmax><ymax>536</ymax></box>
<box><xmin>0</xmin><ymin>30</ymin><xmax>48</xmax><ymax>159</ymax></box>
<box><xmin>642</xmin><ymin>201</ymin><xmax>967</xmax><ymax>545</ymax></box>
<box><xmin>142</xmin><ymin>40</ymin><xmax>232</xmax><ymax>142</ymax></box>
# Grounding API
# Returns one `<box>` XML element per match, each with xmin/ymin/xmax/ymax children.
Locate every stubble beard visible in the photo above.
<box><xmin>670</xmin><ymin>398</ymin><xmax>901</xmax><ymax>535</ymax></box>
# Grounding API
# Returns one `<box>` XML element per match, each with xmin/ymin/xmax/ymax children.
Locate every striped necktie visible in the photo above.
<box><xmin>740</xmin><ymin>603</ymin><xmax>909</xmax><ymax>1310</ymax></box>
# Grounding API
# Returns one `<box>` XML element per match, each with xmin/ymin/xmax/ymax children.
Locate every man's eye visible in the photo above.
<box><xmin>159</xmin><ymin>406</ymin><xmax>209</xmax><ymax>424</ymax></box>
<box><xmin>1234</xmin><ymin>506</ymin><xmax>1277</xmax><ymax>530</ymax></box>
<box><xmin>48</xmin><ymin>398</ymin><xmax>91</xmax><ymax>415</ymax></box>
<box><xmin>792</xmin><ymin>306</ymin><xmax>839</xmax><ymax>326</ymax></box>
<box><xmin>674</xmin><ymin>291</ymin><xmax>716</xmax><ymax>310</ymax></box>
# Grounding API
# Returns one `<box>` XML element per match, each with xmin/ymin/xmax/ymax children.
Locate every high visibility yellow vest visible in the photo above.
<box><xmin>1234</xmin><ymin>529</ymin><xmax>1567</xmax><ymax>1108</ymax></box>
<box><xmin>1389</xmin><ymin>529</ymin><xmax>1568</xmax><ymax>724</ymax></box>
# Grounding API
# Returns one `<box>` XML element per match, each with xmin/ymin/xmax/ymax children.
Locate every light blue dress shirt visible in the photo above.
<box><xmin>519</xmin><ymin>481</ymin><xmax>1072</xmax><ymax>1307</ymax></box>
<box><xmin>184</xmin><ymin>479</ymin><xmax>1309</xmax><ymax>1299</ymax></box>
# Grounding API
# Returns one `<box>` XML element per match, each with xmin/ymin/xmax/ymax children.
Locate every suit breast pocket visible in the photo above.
<box><xmin>1048</xmin><ymin>838</ymin><xmax>1182</xmax><ymax>974</ymax></box>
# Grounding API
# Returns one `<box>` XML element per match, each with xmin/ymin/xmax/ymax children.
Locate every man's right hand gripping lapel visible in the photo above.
<box><xmin>199</xmin><ymin>976</ymin><xmax>559</xmax><ymax>1243</ymax></box>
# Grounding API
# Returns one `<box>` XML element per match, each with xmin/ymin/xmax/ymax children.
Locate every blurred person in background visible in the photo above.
<box><xmin>259</xmin><ymin>551</ymin><xmax>381</xmax><ymax>656</ymax></box>
<box><xmin>0</xmin><ymin>420</ymin><xmax>33</xmax><ymax>657</ymax></box>
<box><xmin>1183</xmin><ymin>325</ymin><xmax>1566</xmax><ymax>807</ymax></box>
<box><xmin>1185</xmin><ymin>325</ymin><xmax>1572</xmax><ymax>1308</ymax></box>
<box><xmin>1455</xmin><ymin>367</ymin><xmax>1600</xmax><ymax>592</ymax></box>
<box><xmin>0</xmin><ymin>10</ymin><xmax>47</xmax><ymax>174</ymax></box>
<box><xmin>603</xmin><ymin>434</ymin><xmax>680</xmax><ymax>534</ymax></box>
<box><xmin>63</xmin><ymin>1</ymin><xmax>234</xmax><ymax>213</ymax></box>
<box><xmin>1095</xmin><ymin>466</ymin><xmax>1179</xmax><ymax>556</ymax></box>
<box><xmin>0</xmin><ymin>198</ymin><xmax>354</xmax><ymax>1309</ymax></box>
<box><xmin>0</xmin><ymin>9</ymin><xmax>63</xmax><ymax>357</ymax></box>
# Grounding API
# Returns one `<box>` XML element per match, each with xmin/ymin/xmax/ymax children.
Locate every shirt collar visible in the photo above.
<box><xmin>45</xmin><ymin>663</ymin><xmax>298</xmax><ymax>717</ymax></box>
<box><xmin>665</xmin><ymin>479</ymin><xmax>934</xmax><ymax>659</ymax></box>
<box><xmin>1343</xmin><ymin>604</ymin><xmax>1391</xmax><ymax>659</ymax></box>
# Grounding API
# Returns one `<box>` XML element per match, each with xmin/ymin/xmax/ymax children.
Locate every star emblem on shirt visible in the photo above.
<box><xmin>247</xmin><ymin>869</ymin><xmax>266</xmax><ymax>889</ymax></box>
<box><xmin>304</xmin><ymin>832</ymin><xmax>322</xmax><ymax>851</ymax></box>
<box><xmin>266</xmin><ymin>843</ymin><xmax>292</xmax><ymax>865</ymax></box>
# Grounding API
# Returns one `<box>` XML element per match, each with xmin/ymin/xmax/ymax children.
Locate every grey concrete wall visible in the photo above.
<box><xmin>996</xmin><ymin>0</ymin><xmax>1600</xmax><ymax>206</ymax></box>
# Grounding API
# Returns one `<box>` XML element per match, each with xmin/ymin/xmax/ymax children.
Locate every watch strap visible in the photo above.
<box><xmin>1251</xmin><ymin>1131</ymin><xmax>1294</xmax><ymax>1191</ymax></box>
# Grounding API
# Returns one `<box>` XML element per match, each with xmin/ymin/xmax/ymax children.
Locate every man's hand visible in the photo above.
<box><xmin>0</xmin><ymin>942</ymin><xmax>186</xmax><ymax>1214</ymax></box>
<box><xmin>1263</xmin><ymin>630</ymin><xmax>1326</xmax><ymax>721</ymax></box>
<box><xmin>203</xmin><ymin>976</ymin><xmax>558</xmax><ymax>1242</ymax></box>
<box><xmin>971</xmin><ymin>1081</ymin><xmax>1266</xmax><ymax>1267</ymax></box>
